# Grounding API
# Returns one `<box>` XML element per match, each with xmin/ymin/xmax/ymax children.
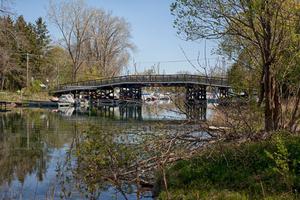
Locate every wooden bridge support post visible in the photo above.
<box><xmin>97</xmin><ymin>88</ymin><xmax>114</xmax><ymax>100</ymax></box>
<box><xmin>88</xmin><ymin>88</ymin><xmax>115</xmax><ymax>106</ymax></box>
<box><xmin>119</xmin><ymin>104</ymin><xmax>142</xmax><ymax>120</ymax></box>
<box><xmin>98</xmin><ymin>105</ymin><xmax>115</xmax><ymax>118</ymax></box>
<box><xmin>89</xmin><ymin>90</ymin><xmax>97</xmax><ymax>105</ymax></box>
<box><xmin>186</xmin><ymin>85</ymin><xmax>207</xmax><ymax>103</ymax></box>
<box><xmin>219</xmin><ymin>87</ymin><xmax>229</xmax><ymax>98</ymax></box>
<box><xmin>119</xmin><ymin>86</ymin><xmax>142</xmax><ymax>101</ymax></box>
<box><xmin>186</xmin><ymin>102</ymin><xmax>207</xmax><ymax>120</ymax></box>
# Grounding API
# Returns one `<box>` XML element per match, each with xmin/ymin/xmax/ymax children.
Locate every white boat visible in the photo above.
<box><xmin>157</xmin><ymin>94</ymin><xmax>171</xmax><ymax>101</ymax></box>
<box><xmin>142</xmin><ymin>93</ymin><xmax>157</xmax><ymax>101</ymax></box>
<box><xmin>58</xmin><ymin>94</ymin><xmax>75</xmax><ymax>107</ymax></box>
<box><xmin>143</xmin><ymin>93</ymin><xmax>171</xmax><ymax>104</ymax></box>
<box><xmin>58</xmin><ymin>107</ymin><xmax>75</xmax><ymax>116</ymax></box>
<box><xmin>50</xmin><ymin>96</ymin><xmax>59</xmax><ymax>102</ymax></box>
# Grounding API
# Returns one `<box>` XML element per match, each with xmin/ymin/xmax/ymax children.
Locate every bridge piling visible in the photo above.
<box><xmin>119</xmin><ymin>104</ymin><xmax>142</xmax><ymax>120</ymax></box>
<box><xmin>97</xmin><ymin>105</ymin><xmax>115</xmax><ymax>117</ymax></box>
<box><xmin>119</xmin><ymin>86</ymin><xmax>142</xmax><ymax>101</ymax></box>
<box><xmin>186</xmin><ymin>85</ymin><xmax>207</xmax><ymax>103</ymax></box>
<box><xmin>219</xmin><ymin>87</ymin><xmax>229</xmax><ymax>98</ymax></box>
<box><xmin>186</xmin><ymin>102</ymin><xmax>207</xmax><ymax>120</ymax></box>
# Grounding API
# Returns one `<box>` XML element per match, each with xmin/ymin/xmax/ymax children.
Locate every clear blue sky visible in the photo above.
<box><xmin>14</xmin><ymin>0</ymin><xmax>223</xmax><ymax>74</ymax></box>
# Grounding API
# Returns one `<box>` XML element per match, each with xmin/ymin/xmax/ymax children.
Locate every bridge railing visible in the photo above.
<box><xmin>54</xmin><ymin>74</ymin><xmax>229</xmax><ymax>91</ymax></box>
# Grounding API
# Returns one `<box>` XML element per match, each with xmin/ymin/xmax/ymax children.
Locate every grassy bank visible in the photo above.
<box><xmin>0</xmin><ymin>91</ymin><xmax>51</xmax><ymax>102</ymax></box>
<box><xmin>158</xmin><ymin>134</ymin><xmax>300</xmax><ymax>200</ymax></box>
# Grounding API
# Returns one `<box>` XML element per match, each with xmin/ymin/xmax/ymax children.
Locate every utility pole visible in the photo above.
<box><xmin>26</xmin><ymin>53</ymin><xmax>29</xmax><ymax>88</ymax></box>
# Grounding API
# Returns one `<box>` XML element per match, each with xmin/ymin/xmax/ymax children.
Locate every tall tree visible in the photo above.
<box><xmin>34</xmin><ymin>17</ymin><xmax>51</xmax><ymax>51</ymax></box>
<box><xmin>32</xmin><ymin>17</ymin><xmax>51</xmax><ymax>81</ymax></box>
<box><xmin>85</xmin><ymin>10</ymin><xmax>134</xmax><ymax>78</ymax></box>
<box><xmin>48</xmin><ymin>0</ymin><xmax>134</xmax><ymax>81</ymax></box>
<box><xmin>48</xmin><ymin>0</ymin><xmax>94</xmax><ymax>82</ymax></box>
<box><xmin>171</xmin><ymin>0</ymin><xmax>299</xmax><ymax>132</ymax></box>
<box><xmin>0</xmin><ymin>16</ymin><xmax>17</xmax><ymax>89</ymax></box>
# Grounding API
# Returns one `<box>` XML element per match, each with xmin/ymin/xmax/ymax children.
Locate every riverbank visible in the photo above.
<box><xmin>158</xmin><ymin>133</ymin><xmax>300</xmax><ymax>200</ymax></box>
<box><xmin>0</xmin><ymin>91</ymin><xmax>51</xmax><ymax>102</ymax></box>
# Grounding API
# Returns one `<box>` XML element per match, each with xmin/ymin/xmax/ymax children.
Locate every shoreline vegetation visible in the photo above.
<box><xmin>157</xmin><ymin>134</ymin><xmax>300</xmax><ymax>200</ymax></box>
<box><xmin>0</xmin><ymin>90</ymin><xmax>51</xmax><ymax>102</ymax></box>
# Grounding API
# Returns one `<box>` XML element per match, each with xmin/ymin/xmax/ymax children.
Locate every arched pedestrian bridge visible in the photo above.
<box><xmin>52</xmin><ymin>74</ymin><xmax>230</xmax><ymax>102</ymax></box>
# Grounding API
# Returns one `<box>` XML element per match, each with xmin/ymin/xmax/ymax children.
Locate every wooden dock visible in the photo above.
<box><xmin>0</xmin><ymin>100</ymin><xmax>58</xmax><ymax>110</ymax></box>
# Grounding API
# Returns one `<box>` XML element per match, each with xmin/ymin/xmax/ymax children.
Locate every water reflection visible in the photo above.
<box><xmin>0</xmin><ymin>102</ymin><xmax>210</xmax><ymax>199</ymax></box>
<box><xmin>0</xmin><ymin>109</ymin><xmax>78</xmax><ymax>199</ymax></box>
<box><xmin>56</xmin><ymin>101</ymin><xmax>208</xmax><ymax>121</ymax></box>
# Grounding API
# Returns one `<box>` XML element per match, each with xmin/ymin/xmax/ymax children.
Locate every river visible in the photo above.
<box><xmin>0</xmin><ymin>102</ymin><xmax>210</xmax><ymax>199</ymax></box>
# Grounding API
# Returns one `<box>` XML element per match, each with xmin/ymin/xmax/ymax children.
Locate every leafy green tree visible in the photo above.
<box><xmin>31</xmin><ymin>17</ymin><xmax>51</xmax><ymax>82</ymax></box>
<box><xmin>34</xmin><ymin>17</ymin><xmax>51</xmax><ymax>51</ymax></box>
<box><xmin>171</xmin><ymin>0</ymin><xmax>300</xmax><ymax>132</ymax></box>
<box><xmin>44</xmin><ymin>46</ymin><xmax>72</xmax><ymax>87</ymax></box>
<box><xmin>0</xmin><ymin>15</ymin><xmax>18</xmax><ymax>90</ymax></box>
<box><xmin>0</xmin><ymin>14</ymin><xmax>56</xmax><ymax>91</ymax></box>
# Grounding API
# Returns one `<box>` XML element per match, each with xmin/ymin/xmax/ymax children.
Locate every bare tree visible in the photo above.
<box><xmin>85</xmin><ymin>10</ymin><xmax>134</xmax><ymax>78</ymax></box>
<box><xmin>48</xmin><ymin>0</ymin><xmax>134</xmax><ymax>81</ymax></box>
<box><xmin>48</xmin><ymin>0</ymin><xmax>94</xmax><ymax>82</ymax></box>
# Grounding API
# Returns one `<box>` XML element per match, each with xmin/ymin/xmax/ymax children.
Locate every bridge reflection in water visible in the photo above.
<box><xmin>58</xmin><ymin>101</ymin><xmax>208</xmax><ymax>121</ymax></box>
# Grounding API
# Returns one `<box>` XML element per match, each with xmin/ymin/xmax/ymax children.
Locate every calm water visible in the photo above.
<box><xmin>0</xmin><ymin>102</ymin><xmax>209</xmax><ymax>199</ymax></box>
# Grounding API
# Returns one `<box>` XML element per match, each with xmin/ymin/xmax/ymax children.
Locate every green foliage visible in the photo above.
<box><xmin>0</xmin><ymin>14</ymin><xmax>59</xmax><ymax>91</ymax></box>
<box><xmin>44</xmin><ymin>46</ymin><xmax>72</xmax><ymax>88</ymax></box>
<box><xmin>171</xmin><ymin>0</ymin><xmax>300</xmax><ymax>131</ymax></box>
<box><xmin>28</xmin><ymin>80</ymin><xmax>43</xmax><ymax>93</ymax></box>
<box><xmin>74</xmin><ymin>125</ymin><xmax>144</xmax><ymax>193</ymax></box>
<box><xmin>159</xmin><ymin>189</ymin><xmax>296</xmax><ymax>200</ymax></box>
<box><xmin>159</xmin><ymin>189</ymin><xmax>249</xmax><ymax>200</ymax></box>
<box><xmin>158</xmin><ymin>136</ymin><xmax>300</xmax><ymax>199</ymax></box>
<box><xmin>228</xmin><ymin>64</ymin><xmax>251</xmax><ymax>93</ymax></box>
<box><xmin>265</xmin><ymin>135</ymin><xmax>300</xmax><ymax>190</ymax></box>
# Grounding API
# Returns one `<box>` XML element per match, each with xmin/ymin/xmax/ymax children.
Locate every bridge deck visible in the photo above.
<box><xmin>53</xmin><ymin>74</ymin><xmax>230</xmax><ymax>94</ymax></box>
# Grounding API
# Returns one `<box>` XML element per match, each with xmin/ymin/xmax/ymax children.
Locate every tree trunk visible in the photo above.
<box><xmin>289</xmin><ymin>86</ymin><xmax>300</xmax><ymax>132</ymax></box>
<box><xmin>1</xmin><ymin>76</ymin><xmax>4</xmax><ymax>90</ymax></box>
<box><xmin>258</xmin><ymin>71</ymin><xmax>265</xmax><ymax>106</ymax></box>
<box><xmin>272</xmin><ymin>78</ymin><xmax>281</xmax><ymax>130</ymax></box>
<box><xmin>72</xmin><ymin>66</ymin><xmax>77</xmax><ymax>82</ymax></box>
<box><xmin>264</xmin><ymin>62</ymin><xmax>274</xmax><ymax>132</ymax></box>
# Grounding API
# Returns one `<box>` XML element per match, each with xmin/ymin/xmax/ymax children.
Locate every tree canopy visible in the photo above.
<box><xmin>171</xmin><ymin>0</ymin><xmax>300</xmax><ymax>132</ymax></box>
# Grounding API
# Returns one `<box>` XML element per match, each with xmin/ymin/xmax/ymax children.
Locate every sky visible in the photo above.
<box><xmin>13</xmin><ymin>0</ymin><xmax>224</xmax><ymax>75</ymax></box>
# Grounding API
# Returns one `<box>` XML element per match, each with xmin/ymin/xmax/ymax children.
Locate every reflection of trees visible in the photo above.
<box><xmin>0</xmin><ymin>109</ymin><xmax>76</xmax><ymax>187</ymax></box>
<box><xmin>0</xmin><ymin>112</ymin><xmax>48</xmax><ymax>185</ymax></box>
<box><xmin>1</xmin><ymin>107</ymin><xmax>214</xmax><ymax>199</ymax></box>
<box><xmin>70</xmin><ymin>126</ymin><xmax>147</xmax><ymax>199</ymax></box>
<box><xmin>143</xmin><ymin>103</ymin><xmax>176</xmax><ymax>118</ymax></box>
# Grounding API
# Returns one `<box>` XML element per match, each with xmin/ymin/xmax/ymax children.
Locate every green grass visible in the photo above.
<box><xmin>159</xmin><ymin>189</ymin><xmax>297</xmax><ymax>200</ymax></box>
<box><xmin>158</xmin><ymin>134</ymin><xmax>300</xmax><ymax>200</ymax></box>
<box><xmin>0</xmin><ymin>90</ymin><xmax>51</xmax><ymax>102</ymax></box>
